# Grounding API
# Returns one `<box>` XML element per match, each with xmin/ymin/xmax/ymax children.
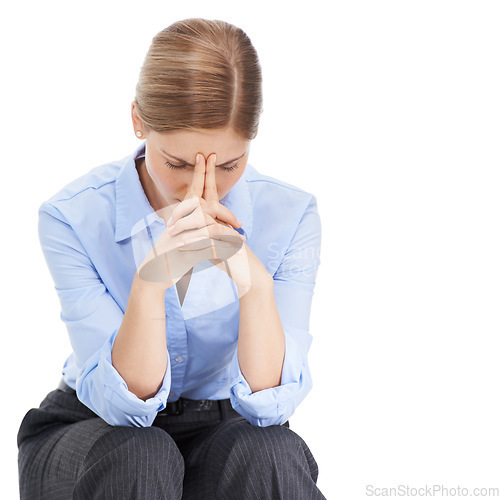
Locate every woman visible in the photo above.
<box><xmin>17</xmin><ymin>18</ymin><xmax>325</xmax><ymax>499</ymax></box>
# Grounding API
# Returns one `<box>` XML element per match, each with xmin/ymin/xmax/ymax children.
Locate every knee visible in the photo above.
<box><xmin>220</xmin><ymin>422</ymin><xmax>308</xmax><ymax>466</ymax></box>
<box><xmin>131</xmin><ymin>426</ymin><xmax>184</xmax><ymax>471</ymax></box>
<box><xmin>83</xmin><ymin>425</ymin><xmax>184</xmax><ymax>475</ymax></box>
<box><xmin>75</xmin><ymin>426</ymin><xmax>184</xmax><ymax>499</ymax></box>
<box><xmin>228</xmin><ymin>424</ymin><xmax>319</xmax><ymax>483</ymax></box>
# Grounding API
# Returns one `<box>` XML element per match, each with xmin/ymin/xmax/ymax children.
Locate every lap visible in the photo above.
<box><xmin>17</xmin><ymin>387</ymin><xmax>321</xmax><ymax>499</ymax></box>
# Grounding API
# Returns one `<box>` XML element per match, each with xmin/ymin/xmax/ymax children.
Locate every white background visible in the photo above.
<box><xmin>2</xmin><ymin>1</ymin><xmax>500</xmax><ymax>499</ymax></box>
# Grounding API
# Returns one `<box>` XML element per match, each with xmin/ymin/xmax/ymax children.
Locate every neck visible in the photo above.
<box><xmin>136</xmin><ymin>157</ymin><xmax>167</xmax><ymax>213</ymax></box>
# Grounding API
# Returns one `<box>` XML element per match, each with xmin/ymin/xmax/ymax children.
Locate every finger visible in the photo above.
<box><xmin>167</xmin><ymin>207</ymin><xmax>213</xmax><ymax>237</ymax></box>
<box><xmin>186</xmin><ymin>153</ymin><xmax>206</xmax><ymax>199</ymax></box>
<box><xmin>167</xmin><ymin>216</ymin><xmax>216</xmax><ymax>245</ymax></box>
<box><xmin>175</xmin><ymin>230</ymin><xmax>245</xmax><ymax>259</ymax></box>
<box><xmin>207</xmin><ymin>222</ymin><xmax>247</xmax><ymax>244</ymax></box>
<box><xmin>212</xmin><ymin>204</ymin><xmax>243</xmax><ymax>229</ymax></box>
<box><xmin>166</xmin><ymin>197</ymin><xmax>201</xmax><ymax>227</ymax></box>
<box><xmin>174</xmin><ymin>219</ymin><xmax>245</xmax><ymax>247</ymax></box>
<box><xmin>201</xmin><ymin>153</ymin><xmax>241</xmax><ymax>229</ymax></box>
<box><xmin>202</xmin><ymin>153</ymin><xmax>219</xmax><ymax>204</ymax></box>
<box><xmin>169</xmin><ymin>200</ymin><xmax>241</xmax><ymax>231</ymax></box>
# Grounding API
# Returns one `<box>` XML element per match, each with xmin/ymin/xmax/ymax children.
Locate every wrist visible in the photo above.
<box><xmin>248</xmin><ymin>259</ymin><xmax>273</xmax><ymax>293</ymax></box>
<box><xmin>132</xmin><ymin>271</ymin><xmax>172</xmax><ymax>296</ymax></box>
<box><xmin>241</xmin><ymin>271</ymin><xmax>273</xmax><ymax>303</ymax></box>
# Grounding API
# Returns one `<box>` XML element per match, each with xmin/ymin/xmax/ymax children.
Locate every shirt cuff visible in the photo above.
<box><xmin>228</xmin><ymin>326</ymin><xmax>313</xmax><ymax>427</ymax></box>
<box><xmin>76</xmin><ymin>328</ymin><xmax>171</xmax><ymax>427</ymax></box>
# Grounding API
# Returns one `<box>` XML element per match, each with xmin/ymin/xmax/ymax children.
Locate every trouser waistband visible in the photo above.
<box><xmin>57</xmin><ymin>378</ymin><xmax>232</xmax><ymax>417</ymax></box>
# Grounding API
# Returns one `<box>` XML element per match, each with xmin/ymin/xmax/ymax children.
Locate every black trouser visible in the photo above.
<box><xmin>17</xmin><ymin>384</ymin><xmax>326</xmax><ymax>499</ymax></box>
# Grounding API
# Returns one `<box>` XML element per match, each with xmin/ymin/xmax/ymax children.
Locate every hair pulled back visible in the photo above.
<box><xmin>133</xmin><ymin>18</ymin><xmax>263</xmax><ymax>141</ymax></box>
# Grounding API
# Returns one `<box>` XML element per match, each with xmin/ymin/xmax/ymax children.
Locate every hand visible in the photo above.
<box><xmin>167</xmin><ymin>153</ymin><xmax>263</xmax><ymax>298</ymax></box>
<box><xmin>168</xmin><ymin>152</ymin><xmax>254</xmax><ymax>297</ymax></box>
<box><xmin>136</xmin><ymin>153</ymin><xmax>246</xmax><ymax>289</ymax></box>
<box><xmin>165</xmin><ymin>153</ymin><xmax>243</xmax><ymax>236</ymax></box>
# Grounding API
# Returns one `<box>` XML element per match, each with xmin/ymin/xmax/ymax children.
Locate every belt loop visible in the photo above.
<box><xmin>164</xmin><ymin>397</ymin><xmax>184</xmax><ymax>416</ymax></box>
<box><xmin>220</xmin><ymin>398</ymin><xmax>230</xmax><ymax>419</ymax></box>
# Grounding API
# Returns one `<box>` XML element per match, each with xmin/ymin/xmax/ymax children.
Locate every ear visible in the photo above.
<box><xmin>131</xmin><ymin>101</ymin><xmax>142</xmax><ymax>130</ymax></box>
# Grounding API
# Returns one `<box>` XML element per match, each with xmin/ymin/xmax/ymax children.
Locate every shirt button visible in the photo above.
<box><xmin>175</xmin><ymin>355</ymin><xmax>184</xmax><ymax>363</ymax></box>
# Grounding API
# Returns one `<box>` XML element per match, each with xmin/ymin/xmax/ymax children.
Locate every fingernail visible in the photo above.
<box><xmin>167</xmin><ymin>224</ymin><xmax>176</xmax><ymax>234</ymax></box>
<box><xmin>175</xmin><ymin>241</ymin><xmax>185</xmax><ymax>248</ymax></box>
<box><xmin>240</xmin><ymin>234</ymin><xmax>246</xmax><ymax>241</ymax></box>
<box><xmin>167</xmin><ymin>216</ymin><xmax>173</xmax><ymax>226</ymax></box>
<box><xmin>236</xmin><ymin>219</ymin><xmax>242</xmax><ymax>226</ymax></box>
<box><xmin>196</xmin><ymin>154</ymin><xmax>201</xmax><ymax>164</ymax></box>
<box><xmin>213</xmin><ymin>154</ymin><xmax>216</xmax><ymax>164</ymax></box>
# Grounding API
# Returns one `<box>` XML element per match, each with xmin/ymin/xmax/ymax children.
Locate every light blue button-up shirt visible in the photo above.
<box><xmin>38</xmin><ymin>141</ymin><xmax>322</xmax><ymax>427</ymax></box>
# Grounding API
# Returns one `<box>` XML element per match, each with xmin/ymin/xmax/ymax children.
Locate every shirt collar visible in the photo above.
<box><xmin>114</xmin><ymin>141</ymin><xmax>253</xmax><ymax>242</ymax></box>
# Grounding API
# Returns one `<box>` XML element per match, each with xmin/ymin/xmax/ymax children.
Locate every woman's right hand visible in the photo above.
<box><xmin>135</xmin><ymin>153</ymin><xmax>245</xmax><ymax>288</ymax></box>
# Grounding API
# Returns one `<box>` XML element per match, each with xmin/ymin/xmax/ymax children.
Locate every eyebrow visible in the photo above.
<box><xmin>160</xmin><ymin>149</ymin><xmax>246</xmax><ymax>168</ymax></box>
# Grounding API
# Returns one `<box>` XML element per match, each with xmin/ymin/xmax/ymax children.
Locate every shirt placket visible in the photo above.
<box><xmin>145</xmin><ymin>216</ymin><xmax>188</xmax><ymax>402</ymax></box>
<box><xmin>164</xmin><ymin>285</ymin><xmax>188</xmax><ymax>401</ymax></box>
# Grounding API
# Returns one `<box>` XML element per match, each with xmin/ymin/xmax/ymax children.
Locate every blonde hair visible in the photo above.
<box><xmin>133</xmin><ymin>18</ymin><xmax>263</xmax><ymax>141</ymax></box>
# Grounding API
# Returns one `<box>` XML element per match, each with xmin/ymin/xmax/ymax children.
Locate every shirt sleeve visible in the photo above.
<box><xmin>228</xmin><ymin>194</ymin><xmax>322</xmax><ymax>426</ymax></box>
<box><xmin>38</xmin><ymin>203</ymin><xmax>171</xmax><ymax>427</ymax></box>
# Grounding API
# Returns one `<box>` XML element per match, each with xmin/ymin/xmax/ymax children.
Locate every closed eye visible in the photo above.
<box><xmin>165</xmin><ymin>161</ymin><xmax>238</xmax><ymax>172</ymax></box>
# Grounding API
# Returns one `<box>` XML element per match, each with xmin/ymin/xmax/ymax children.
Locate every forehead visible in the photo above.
<box><xmin>154</xmin><ymin>128</ymin><xmax>249</xmax><ymax>157</ymax></box>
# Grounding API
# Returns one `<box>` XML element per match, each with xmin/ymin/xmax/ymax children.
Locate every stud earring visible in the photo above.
<box><xmin>136</xmin><ymin>131</ymin><xmax>143</xmax><ymax>138</ymax></box>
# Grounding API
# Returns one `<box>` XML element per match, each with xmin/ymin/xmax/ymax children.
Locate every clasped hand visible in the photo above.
<box><xmin>136</xmin><ymin>153</ymin><xmax>252</xmax><ymax>297</ymax></box>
